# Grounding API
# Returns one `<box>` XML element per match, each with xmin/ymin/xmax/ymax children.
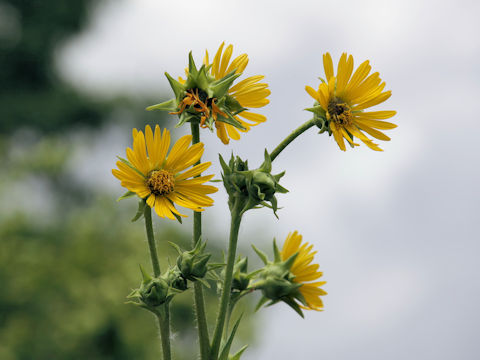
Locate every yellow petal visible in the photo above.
<box><xmin>212</xmin><ymin>42</ymin><xmax>225</xmax><ymax>79</ymax></box>
<box><xmin>356</xmin><ymin>110</ymin><xmax>396</xmax><ymax>120</ymax></box>
<box><xmin>229</xmin><ymin>75</ymin><xmax>265</xmax><ymax>93</ymax></box>
<box><xmin>226</xmin><ymin>53</ymin><xmax>248</xmax><ymax>74</ymax></box>
<box><xmin>238</xmin><ymin>111</ymin><xmax>267</xmax><ymax>124</ymax></box>
<box><xmin>354</xmin><ymin>122</ymin><xmax>391</xmax><ymax>141</ymax></box>
<box><xmin>354</xmin><ymin>91</ymin><xmax>392</xmax><ymax>111</ymax></box>
<box><xmin>164</xmin><ymin>135</ymin><xmax>192</xmax><ymax>170</ymax></box>
<box><xmin>176</xmin><ymin>162</ymin><xmax>212</xmax><ymax>181</ymax></box>
<box><xmin>354</xmin><ymin>117</ymin><xmax>397</xmax><ymax>130</ymax></box>
<box><xmin>218</xmin><ymin>44</ymin><xmax>233</xmax><ymax>78</ymax></box>
<box><xmin>215</xmin><ymin>123</ymin><xmax>230</xmax><ymax>144</ymax></box>
<box><xmin>305</xmin><ymin>85</ymin><xmax>320</xmax><ymax>102</ymax></box>
<box><xmin>323</xmin><ymin>53</ymin><xmax>334</xmax><ymax>81</ymax></box>
<box><xmin>330</xmin><ymin>123</ymin><xmax>346</xmax><ymax>151</ymax></box>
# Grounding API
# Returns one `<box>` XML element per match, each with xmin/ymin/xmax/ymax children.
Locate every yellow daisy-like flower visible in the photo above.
<box><xmin>306</xmin><ymin>52</ymin><xmax>397</xmax><ymax>151</ymax></box>
<box><xmin>112</xmin><ymin>125</ymin><xmax>217</xmax><ymax>220</ymax></box>
<box><xmin>281</xmin><ymin>231</ymin><xmax>327</xmax><ymax>311</ymax></box>
<box><xmin>179</xmin><ymin>42</ymin><xmax>270</xmax><ymax>144</ymax></box>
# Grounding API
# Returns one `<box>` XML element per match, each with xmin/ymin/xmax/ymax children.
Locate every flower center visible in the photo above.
<box><xmin>328</xmin><ymin>99</ymin><xmax>353</xmax><ymax>125</ymax></box>
<box><xmin>147</xmin><ymin>170</ymin><xmax>175</xmax><ymax>196</ymax></box>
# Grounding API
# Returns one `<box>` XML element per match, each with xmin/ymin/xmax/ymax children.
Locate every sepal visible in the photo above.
<box><xmin>117</xmin><ymin>190</ymin><xmax>136</xmax><ymax>201</ymax></box>
<box><xmin>171</xmin><ymin>240</ymin><xmax>212</xmax><ymax>282</ymax></box>
<box><xmin>145</xmin><ymin>99</ymin><xmax>177</xmax><ymax>112</ymax></box>
<box><xmin>164</xmin><ymin>72</ymin><xmax>185</xmax><ymax>100</ymax></box>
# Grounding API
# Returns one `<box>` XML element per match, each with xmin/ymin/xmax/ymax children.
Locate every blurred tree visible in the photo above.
<box><xmin>0</xmin><ymin>137</ymin><xmax>255</xmax><ymax>359</ymax></box>
<box><xmin>0</xmin><ymin>0</ymin><xmax>110</xmax><ymax>133</ymax></box>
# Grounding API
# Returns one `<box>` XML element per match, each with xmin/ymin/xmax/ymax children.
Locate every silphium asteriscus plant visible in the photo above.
<box><xmin>147</xmin><ymin>42</ymin><xmax>270</xmax><ymax>145</ymax></box>
<box><xmin>306</xmin><ymin>52</ymin><xmax>397</xmax><ymax>151</ymax></box>
<box><xmin>252</xmin><ymin>231</ymin><xmax>326</xmax><ymax>317</ymax></box>
<box><xmin>112</xmin><ymin>125</ymin><xmax>217</xmax><ymax>220</ymax></box>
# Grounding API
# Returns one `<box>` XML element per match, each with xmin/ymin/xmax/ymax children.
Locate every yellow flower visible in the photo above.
<box><xmin>180</xmin><ymin>42</ymin><xmax>270</xmax><ymax>144</ymax></box>
<box><xmin>306</xmin><ymin>53</ymin><xmax>397</xmax><ymax>151</ymax></box>
<box><xmin>280</xmin><ymin>231</ymin><xmax>326</xmax><ymax>311</ymax></box>
<box><xmin>112</xmin><ymin>125</ymin><xmax>217</xmax><ymax>220</ymax></box>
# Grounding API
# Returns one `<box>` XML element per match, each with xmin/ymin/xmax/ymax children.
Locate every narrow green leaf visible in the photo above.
<box><xmin>229</xmin><ymin>345</ymin><xmax>248</xmax><ymax>360</ymax></box>
<box><xmin>219</xmin><ymin>314</ymin><xmax>243</xmax><ymax>360</ymax></box>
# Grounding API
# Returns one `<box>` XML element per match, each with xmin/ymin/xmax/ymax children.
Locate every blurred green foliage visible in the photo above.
<box><xmin>0</xmin><ymin>131</ymin><xmax>226</xmax><ymax>360</ymax></box>
<box><xmin>0</xmin><ymin>0</ymin><xmax>256</xmax><ymax>358</ymax></box>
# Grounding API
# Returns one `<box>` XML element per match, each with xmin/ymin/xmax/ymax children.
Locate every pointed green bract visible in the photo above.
<box><xmin>117</xmin><ymin>190</ymin><xmax>136</xmax><ymax>201</ymax></box>
<box><xmin>164</xmin><ymin>72</ymin><xmax>186</xmax><ymax>100</ymax></box>
<box><xmin>146</xmin><ymin>99</ymin><xmax>177</xmax><ymax>112</ymax></box>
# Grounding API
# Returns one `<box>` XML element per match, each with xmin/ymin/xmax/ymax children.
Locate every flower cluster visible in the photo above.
<box><xmin>112</xmin><ymin>43</ymin><xmax>397</xmax><ymax>360</ymax></box>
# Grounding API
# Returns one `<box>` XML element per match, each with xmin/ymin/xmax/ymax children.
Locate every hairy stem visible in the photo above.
<box><xmin>157</xmin><ymin>308</ymin><xmax>171</xmax><ymax>360</ymax></box>
<box><xmin>144</xmin><ymin>206</ymin><xmax>171</xmax><ymax>359</ymax></box>
<box><xmin>190</xmin><ymin>122</ymin><xmax>210</xmax><ymax>360</ymax></box>
<box><xmin>144</xmin><ymin>205</ymin><xmax>160</xmax><ymax>277</ymax></box>
<box><xmin>210</xmin><ymin>198</ymin><xmax>243</xmax><ymax>360</ymax></box>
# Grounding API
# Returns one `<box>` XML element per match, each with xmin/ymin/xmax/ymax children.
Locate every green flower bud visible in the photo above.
<box><xmin>218</xmin><ymin>256</ymin><xmax>251</xmax><ymax>293</ymax></box>
<box><xmin>127</xmin><ymin>266</ymin><xmax>182</xmax><ymax>313</ymax></box>
<box><xmin>219</xmin><ymin>150</ymin><xmax>288</xmax><ymax>216</ymax></box>
<box><xmin>139</xmin><ymin>277</ymin><xmax>170</xmax><ymax>307</ymax></box>
<box><xmin>170</xmin><ymin>240</ymin><xmax>211</xmax><ymax>282</ymax></box>
<box><xmin>162</xmin><ymin>266</ymin><xmax>188</xmax><ymax>291</ymax></box>
<box><xmin>231</xmin><ymin>257</ymin><xmax>250</xmax><ymax>292</ymax></box>
<box><xmin>249</xmin><ymin>171</ymin><xmax>276</xmax><ymax>202</ymax></box>
<box><xmin>127</xmin><ymin>266</ymin><xmax>169</xmax><ymax>311</ymax></box>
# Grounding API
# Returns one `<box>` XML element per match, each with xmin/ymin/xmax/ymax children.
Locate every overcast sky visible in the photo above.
<box><xmin>58</xmin><ymin>0</ymin><xmax>480</xmax><ymax>358</ymax></box>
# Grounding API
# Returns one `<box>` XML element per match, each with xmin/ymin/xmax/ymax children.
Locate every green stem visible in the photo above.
<box><xmin>157</xmin><ymin>308</ymin><xmax>171</xmax><ymax>360</ymax></box>
<box><xmin>223</xmin><ymin>298</ymin><xmax>235</xmax><ymax>342</ymax></box>
<box><xmin>210</xmin><ymin>198</ymin><xmax>243</xmax><ymax>360</ymax></box>
<box><xmin>269</xmin><ymin>118</ymin><xmax>316</xmax><ymax>162</ymax></box>
<box><xmin>144</xmin><ymin>206</ymin><xmax>171</xmax><ymax>359</ymax></box>
<box><xmin>190</xmin><ymin>122</ymin><xmax>210</xmax><ymax>360</ymax></box>
<box><xmin>144</xmin><ymin>205</ymin><xmax>160</xmax><ymax>277</ymax></box>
